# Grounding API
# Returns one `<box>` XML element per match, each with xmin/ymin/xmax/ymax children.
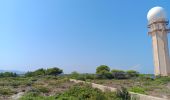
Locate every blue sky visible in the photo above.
<box><xmin>0</xmin><ymin>0</ymin><xmax>170</xmax><ymax>74</ymax></box>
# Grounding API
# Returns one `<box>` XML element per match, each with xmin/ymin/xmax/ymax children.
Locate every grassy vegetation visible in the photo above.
<box><xmin>129</xmin><ymin>86</ymin><xmax>146</xmax><ymax>94</ymax></box>
<box><xmin>86</xmin><ymin>76</ymin><xmax>170</xmax><ymax>98</ymax></box>
<box><xmin>20</xmin><ymin>83</ymin><xmax>125</xmax><ymax>100</ymax></box>
<box><xmin>19</xmin><ymin>92</ymin><xmax>56</xmax><ymax>100</ymax></box>
<box><xmin>0</xmin><ymin>66</ymin><xmax>169</xmax><ymax>99</ymax></box>
<box><xmin>0</xmin><ymin>75</ymin><xmax>74</xmax><ymax>100</ymax></box>
<box><xmin>68</xmin><ymin>65</ymin><xmax>170</xmax><ymax>98</ymax></box>
<box><xmin>0</xmin><ymin>87</ymin><xmax>15</xmax><ymax>95</ymax></box>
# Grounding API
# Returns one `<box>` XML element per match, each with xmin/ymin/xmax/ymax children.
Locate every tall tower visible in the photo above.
<box><xmin>147</xmin><ymin>6</ymin><xmax>170</xmax><ymax>76</ymax></box>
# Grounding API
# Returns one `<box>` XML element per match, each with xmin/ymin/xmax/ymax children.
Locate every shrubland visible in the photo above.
<box><xmin>25</xmin><ymin>67</ymin><xmax>63</xmax><ymax>77</ymax></box>
<box><xmin>20</xmin><ymin>83</ymin><xmax>128</xmax><ymax>100</ymax></box>
<box><xmin>0</xmin><ymin>65</ymin><xmax>169</xmax><ymax>99</ymax></box>
<box><xmin>0</xmin><ymin>72</ymin><xmax>17</xmax><ymax>77</ymax></box>
<box><xmin>70</xmin><ymin>65</ymin><xmax>140</xmax><ymax>81</ymax></box>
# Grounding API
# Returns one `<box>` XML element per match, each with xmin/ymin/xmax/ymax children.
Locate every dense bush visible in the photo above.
<box><xmin>96</xmin><ymin>65</ymin><xmax>110</xmax><ymax>74</ymax></box>
<box><xmin>56</xmin><ymin>83</ymin><xmax>121</xmax><ymax>100</ymax></box>
<box><xmin>70</xmin><ymin>71</ymin><xmax>79</xmax><ymax>78</ymax></box>
<box><xmin>129</xmin><ymin>86</ymin><xmax>146</xmax><ymax>94</ymax></box>
<box><xmin>154</xmin><ymin>76</ymin><xmax>170</xmax><ymax>84</ymax></box>
<box><xmin>138</xmin><ymin>74</ymin><xmax>154</xmax><ymax>81</ymax></box>
<box><xmin>70</xmin><ymin>71</ymin><xmax>96</xmax><ymax>81</ymax></box>
<box><xmin>111</xmin><ymin>69</ymin><xmax>127</xmax><ymax>79</ymax></box>
<box><xmin>20</xmin><ymin>83</ymin><xmax>122</xmax><ymax>100</ymax></box>
<box><xmin>19</xmin><ymin>91</ymin><xmax>56</xmax><ymax>100</ymax></box>
<box><xmin>0</xmin><ymin>87</ymin><xmax>15</xmax><ymax>95</ymax></box>
<box><xmin>34</xmin><ymin>68</ymin><xmax>46</xmax><ymax>76</ymax></box>
<box><xmin>76</xmin><ymin>74</ymin><xmax>86</xmax><ymax>81</ymax></box>
<box><xmin>46</xmin><ymin>67</ymin><xmax>63</xmax><ymax>76</ymax></box>
<box><xmin>116</xmin><ymin>87</ymin><xmax>131</xmax><ymax>100</ymax></box>
<box><xmin>34</xmin><ymin>86</ymin><xmax>50</xmax><ymax>93</ymax></box>
<box><xmin>71</xmin><ymin>66</ymin><xmax>140</xmax><ymax>80</ymax></box>
<box><xmin>25</xmin><ymin>67</ymin><xmax>63</xmax><ymax>77</ymax></box>
<box><xmin>95</xmin><ymin>65</ymin><xmax>140</xmax><ymax>79</ymax></box>
<box><xmin>96</xmin><ymin>65</ymin><xmax>112</xmax><ymax>79</ymax></box>
<box><xmin>84</xmin><ymin>73</ymin><xmax>95</xmax><ymax>80</ymax></box>
<box><xmin>126</xmin><ymin>70</ymin><xmax>139</xmax><ymax>78</ymax></box>
<box><xmin>96</xmin><ymin>72</ymin><xmax>112</xmax><ymax>79</ymax></box>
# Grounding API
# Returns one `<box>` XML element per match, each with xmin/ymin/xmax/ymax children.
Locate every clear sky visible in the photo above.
<box><xmin>0</xmin><ymin>0</ymin><xmax>170</xmax><ymax>74</ymax></box>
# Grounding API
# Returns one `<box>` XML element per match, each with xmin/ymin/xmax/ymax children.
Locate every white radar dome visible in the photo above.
<box><xmin>147</xmin><ymin>6</ymin><xmax>167</xmax><ymax>21</ymax></box>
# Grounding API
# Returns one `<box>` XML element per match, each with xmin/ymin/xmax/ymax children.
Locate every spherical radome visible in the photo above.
<box><xmin>147</xmin><ymin>6</ymin><xmax>167</xmax><ymax>21</ymax></box>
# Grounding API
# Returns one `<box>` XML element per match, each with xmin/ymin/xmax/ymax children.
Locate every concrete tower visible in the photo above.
<box><xmin>147</xmin><ymin>6</ymin><xmax>170</xmax><ymax>76</ymax></box>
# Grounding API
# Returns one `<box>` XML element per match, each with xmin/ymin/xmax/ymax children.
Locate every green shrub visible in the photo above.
<box><xmin>25</xmin><ymin>67</ymin><xmax>63</xmax><ymax>77</ymax></box>
<box><xmin>20</xmin><ymin>83</ymin><xmax>121</xmax><ymax>100</ymax></box>
<box><xmin>25</xmin><ymin>72</ymin><xmax>35</xmax><ymax>77</ymax></box>
<box><xmin>70</xmin><ymin>71</ymin><xmax>80</xmax><ymax>79</ymax></box>
<box><xmin>46</xmin><ymin>67</ymin><xmax>63</xmax><ymax>76</ymax></box>
<box><xmin>10</xmin><ymin>81</ymin><xmax>21</xmax><ymax>88</ymax></box>
<box><xmin>138</xmin><ymin>74</ymin><xmax>153</xmax><ymax>80</ymax></box>
<box><xmin>154</xmin><ymin>77</ymin><xmax>170</xmax><ymax>84</ymax></box>
<box><xmin>126</xmin><ymin>70</ymin><xmax>139</xmax><ymax>77</ymax></box>
<box><xmin>104</xmin><ymin>72</ymin><xmax>113</xmax><ymax>79</ymax></box>
<box><xmin>76</xmin><ymin>75</ymin><xmax>86</xmax><ymax>81</ymax></box>
<box><xmin>71</xmin><ymin>72</ymin><xmax>95</xmax><ymax>80</ymax></box>
<box><xmin>111</xmin><ymin>69</ymin><xmax>127</xmax><ymax>79</ymax></box>
<box><xmin>84</xmin><ymin>74</ymin><xmax>95</xmax><ymax>80</ymax></box>
<box><xmin>0</xmin><ymin>87</ymin><xmax>15</xmax><ymax>95</ymax></box>
<box><xmin>56</xmin><ymin>83</ymin><xmax>121</xmax><ymax>100</ymax></box>
<box><xmin>19</xmin><ymin>91</ymin><xmax>56</xmax><ymax>100</ymax></box>
<box><xmin>116</xmin><ymin>87</ymin><xmax>131</xmax><ymax>100</ymax></box>
<box><xmin>35</xmin><ymin>86</ymin><xmax>50</xmax><ymax>93</ymax></box>
<box><xmin>34</xmin><ymin>68</ymin><xmax>46</xmax><ymax>76</ymax></box>
<box><xmin>45</xmin><ymin>75</ymin><xmax>58</xmax><ymax>80</ymax></box>
<box><xmin>96</xmin><ymin>65</ymin><xmax>110</xmax><ymax>74</ymax></box>
<box><xmin>96</xmin><ymin>72</ymin><xmax>112</xmax><ymax>79</ymax></box>
<box><xmin>96</xmin><ymin>65</ymin><xmax>112</xmax><ymax>79</ymax></box>
<box><xmin>129</xmin><ymin>86</ymin><xmax>146</xmax><ymax>94</ymax></box>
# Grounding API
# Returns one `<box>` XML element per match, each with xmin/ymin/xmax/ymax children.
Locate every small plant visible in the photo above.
<box><xmin>35</xmin><ymin>86</ymin><xmax>50</xmax><ymax>93</ymax></box>
<box><xmin>56</xmin><ymin>83</ymin><xmax>121</xmax><ymax>100</ymax></box>
<box><xmin>129</xmin><ymin>86</ymin><xmax>146</xmax><ymax>94</ymax></box>
<box><xmin>154</xmin><ymin>76</ymin><xmax>170</xmax><ymax>85</ymax></box>
<box><xmin>0</xmin><ymin>87</ymin><xmax>15</xmax><ymax>95</ymax></box>
<box><xmin>19</xmin><ymin>91</ymin><xmax>56</xmax><ymax>100</ymax></box>
<box><xmin>116</xmin><ymin>87</ymin><xmax>131</xmax><ymax>100</ymax></box>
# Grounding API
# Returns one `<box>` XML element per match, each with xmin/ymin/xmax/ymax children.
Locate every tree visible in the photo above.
<box><xmin>25</xmin><ymin>68</ymin><xmax>46</xmax><ymax>77</ymax></box>
<box><xmin>96</xmin><ymin>65</ymin><xmax>110</xmax><ymax>74</ymax></box>
<box><xmin>46</xmin><ymin>67</ymin><xmax>63</xmax><ymax>76</ymax></box>
<box><xmin>25</xmin><ymin>67</ymin><xmax>63</xmax><ymax>77</ymax></box>
<box><xmin>34</xmin><ymin>68</ymin><xmax>46</xmax><ymax>76</ymax></box>
<box><xmin>96</xmin><ymin>65</ymin><xmax>111</xmax><ymax>79</ymax></box>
